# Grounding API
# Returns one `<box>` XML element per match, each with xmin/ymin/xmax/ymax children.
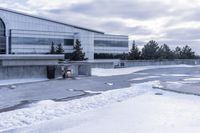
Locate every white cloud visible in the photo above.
<box><xmin>26</xmin><ymin>0</ymin><xmax>92</xmax><ymax>9</ymax></box>
<box><xmin>0</xmin><ymin>0</ymin><xmax>200</xmax><ymax>53</ymax></box>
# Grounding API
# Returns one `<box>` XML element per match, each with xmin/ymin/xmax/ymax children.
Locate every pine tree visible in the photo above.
<box><xmin>180</xmin><ymin>45</ymin><xmax>195</xmax><ymax>59</ymax></box>
<box><xmin>70</xmin><ymin>39</ymin><xmax>86</xmax><ymax>61</ymax></box>
<box><xmin>173</xmin><ymin>46</ymin><xmax>182</xmax><ymax>59</ymax></box>
<box><xmin>157</xmin><ymin>44</ymin><xmax>174</xmax><ymax>59</ymax></box>
<box><xmin>121</xmin><ymin>52</ymin><xmax>128</xmax><ymax>60</ymax></box>
<box><xmin>50</xmin><ymin>42</ymin><xmax>56</xmax><ymax>54</ymax></box>
<box><xmin>55</xmin><ymin>44</ymin><xmax>64</xmax><ymax>54</ymax></box>
<box><xmin>128</xmin><ymin>42</ymin><xmax>141</xmax><ymax>60</ymax></box>
<box><xmin>141</xmin><ymin>40</ymin><xmax>159</xmax><ymax>60</ymax></box>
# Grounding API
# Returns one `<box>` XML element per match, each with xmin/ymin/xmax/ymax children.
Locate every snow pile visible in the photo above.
<box><xmin>130</xmin><ymin>76</ymin><xmax>160</xmax><ymax>81</ymax></box>
<box><xmin>92</xmin><ymin>65</ymin><xmax>193</xmax><ymax>76</ymax></box>
<box><xmin>182</xmin><ymin>77</ymin><xmax>200</xmax><ymax>84</ymax></box>
<box><xmin>184</xmin><ymin>77</ymin><xmax>200</xmax><ymax>81</ymax></box>
<box><xmin>152</xmin><ymin>80</ymin><xmax>164</xmax><ymax>89</ymax></box>
<box><xmin>160</xmin><ymin>74</ymin><xmax>189</xmax><ymax>77</ymax></box>
<box><xmin>165</xmin><ymin>81</ymin><xmax>183</xmax><ymax>89</ymax></box>
<box><xmin>0</xmin><ymin>82</ymin><xmax>156</xmax><ymax>132</ymax></box>
<box><xmin>57</xmin><ymin>89</ymin><xmax>200</xmax><ymax>133</ymax></box>
<box><xmin>9</xmin><ymin>81</ymin><xmax>200</xmax><ymax>133</ymax></box>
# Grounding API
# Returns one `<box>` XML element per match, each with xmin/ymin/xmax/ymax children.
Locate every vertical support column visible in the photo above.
<box><xmin>6</xmin><ymin>35</ymin><xmax>9</xmax><ymax>54</ymax></box>
<box><xmin>79</xmin><ymin>32</ymin><xmax>94</xmax><ymax>60</ymax></box>
<box><xmin>6</xmin><ymin>29</ymin><xmax>11</xmax><ymax>54</ymax></box>
<box><xmin>88</xmin><ymin>33</ymin><xmax>94</xmax><ymax>60</ymax></box>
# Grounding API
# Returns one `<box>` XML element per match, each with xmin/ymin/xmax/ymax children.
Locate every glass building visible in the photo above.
<box><xmin>0</xmin><ymin>7</ymin><xmax>129</xmax><ymax>60</ymax></box>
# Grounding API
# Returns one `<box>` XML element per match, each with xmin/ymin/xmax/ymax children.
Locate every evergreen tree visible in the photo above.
<box><xmin>55</xmin><ymin>44</ymin><xmax>64</xmax><ymax>54</ymax></box>
<box><xmin>128</xmin><ymin>43</ymin><xmax>141</xmax><ymax>60</ymax></box>
<box><xmin>173</xmin><ymin>46</ymin><xmax>182</xmax><ymax>59</ymax></box>
<box><xmin>121</xmin><ymin>52</ymin><xmax>128</xmax><ymax>60</ymax></box>
<box><xmin>180</xmin><ymin>45</ymin><xmax>195</xmax><ymax>59</ymax></box>
<box><xmin>158</xmin><ymin>44</ymin><xmax>174</xmax><ymax>59</ymax></box>
<box><xmin>141</xmin><ymin>40</ymin><xmax>159</xmax><ymax>60</ymax></box>
<box><xmin>70</xmin><ymin>39</ymin><xmax>86</xmax><ymax>61</ymax></box>
<box><xmin>50</xmin><ymin>42</ymin><xmax>56</xmax><ymax>54</ymax></box>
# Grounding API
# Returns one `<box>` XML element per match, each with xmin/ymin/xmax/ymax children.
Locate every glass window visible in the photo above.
<box><xmin>12</xmin><ymin>37</ymin><xmax>74</xmax><ymax>46</ymax></box>
<box><xmin>64</xmin><ymin>39</ymin><xmax>74</xmax><ymax>46</ymax></box>
<box><xmin>0</xmin><ymin>18</ymin><xmax>5</xmax><ymax>54</ymax></box>
<box><xmin>94</xmin><ymin>40</ymin><xmax>128</xmax><ymax>47</ymax></box>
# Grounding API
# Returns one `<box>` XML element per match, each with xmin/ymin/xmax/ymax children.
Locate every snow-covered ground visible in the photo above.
<box><xmin>2</xmin><ymin>80</ymin><xmax>200</xmax><ymax>133</ymax></box>
<box><xmin>1</xmin><ymin>65</ymin><xmax>200</xmax><ymax>132</ymax></box>
<box><xmin>92</xmin><ymin>65</ymin><xmax>194</xmax><ymax>76</ymax></box>
<box><xmin>130</xmin><ymin>76</ymin><xmax>160</xmax><ymax>81</ymax></box>
<box><xmin>184</xmin><ymin>77</ymin><xmax>200</xmax><ymax>81</ymax></box>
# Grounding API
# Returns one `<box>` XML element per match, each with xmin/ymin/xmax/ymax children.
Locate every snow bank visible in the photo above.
<box><xmin>57</xmin><ymin>89</ymin><xmax>200</xmax><ymax>133</ymax></box>
<box><xmin>181</xmin><ymin>77</ymin><xmax>200</xmax><ymax>84</ymax></box>
<box><xmin>0</xmin><ymin>82</ymin><xmax>156</xmax><ymax>132</ymax></box>
<box><xmin>92</xmin><ymin>65</ymin><xmax>194</xmax><ymax>76</ymax></box>
<box><xmin>130</xmin><ymin>76</ymin><xmax>160</xmax><ymax>81</ymax></box>
<box><xmin>184</xmin><ymin>77</ymin><xmax>200</xmax><ymax>81</ymax></box>
<box><xmin>8</xmin><ymin>81</ymin><xmax>200</xmax><ymax>133</ymax></box>
<box><xmin>160</xmin><ymin>74</ymin><xmax>189</xmax><ymax>77</ymax></box>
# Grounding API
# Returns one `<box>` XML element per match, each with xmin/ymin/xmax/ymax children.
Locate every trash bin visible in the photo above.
<box><xmin>47</xmin><ymin>66</ymin><xmax>56</xmax><ymax>79</ymax></box>
<box><xmin>62</xmin><ymin>69</ymin><xmax>72</xmax><ymax>79</ymax></box>
<box><xmin>66</xmin><ymin>69</ymin><xmax>72</xmax><ymax>78</ymax></box>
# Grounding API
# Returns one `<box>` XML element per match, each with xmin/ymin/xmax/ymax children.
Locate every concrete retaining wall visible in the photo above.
<box><xmin>90</xmin><ymin>62</ymin><xmax>114</xmax><ymax>68</ymax></box>
<box><xmin>67</xmin><ymin>62</ymin><xmax>92</xmax><ymax>77</ymax></box>
<box><xmin>87</xmin><ymin>59</ymin><xmax>119</xmax><ymax>68</ymax></box>
<box><xmin>0</xmin><ymin>55</ymin><xmax>64</xmax><ymax>80</ymax></box>
<box><xmin>1</xmin><ymin>56</ymin><xmax>199</xmax><ymax>80</ymax></box>
<box><xmin>121</xmin><ymin>59</ymin><xmax>200</xmax><ymax>67</ymax></box>
<box><xmin>87</xmin><ymin>59</ymin><xmax>200</xmax><ymax>69</ymax></box>
<box><xmin>0</xmin><ymin>66</ymin><xmax>47</xmax><ymax>79</ymax></box>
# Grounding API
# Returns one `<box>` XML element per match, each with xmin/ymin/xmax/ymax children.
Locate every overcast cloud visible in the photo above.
<box><xmin>0</xmin><ymin>0</ymin><xmax>200</xmax><ymax>53</ymax></box>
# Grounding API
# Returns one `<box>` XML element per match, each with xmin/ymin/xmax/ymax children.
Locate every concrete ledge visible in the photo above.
<box><xmin>69</xmin><ymin>60</ymin><xmax>116</xmax><ymax>69</ymax></box>
<box><xmin>0</xmin><ymin>55</ymin><xmax>64</xmax><ymax>60</ymax></box>
<box><xmin>0</xmin><ymin>55</ymin><xmax>64</xmax><ymax>66</ymax></box>
<box><xmin>121</xmin><ymin>59</ymin><xmax>200</xmax><ymax>67</ymax></box>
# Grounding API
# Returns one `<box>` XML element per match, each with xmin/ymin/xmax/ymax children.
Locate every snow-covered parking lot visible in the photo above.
<box><xmin>1</xmin><ymin>65</ymin><xmax>200</xmax><ymax>133</ymax></box>
<box><xmin>2</xmin><ymin>81</ymin><xmax>200</xmax><ymax>133</ymax></box>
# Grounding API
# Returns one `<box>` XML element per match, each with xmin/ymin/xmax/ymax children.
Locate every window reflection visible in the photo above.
<box><xmin>0</xmin><ymin>18</ymin><xmax>5</xmax><ymax>54</ymax></box>
<box><xmin>12</xmin><ymin>37</ymin><xmax>74</xmax><ymax>46</ymax></box>
<box><xmin>94</xmin><ymin>40</ymin><xmax>128</xmax><ymax>47</ymax></box>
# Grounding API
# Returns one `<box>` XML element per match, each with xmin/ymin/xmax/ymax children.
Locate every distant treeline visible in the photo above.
<box><xmin>95</xmin><ymin>40</ymin><xmax>198</xmax><ymax>60</ymax></box>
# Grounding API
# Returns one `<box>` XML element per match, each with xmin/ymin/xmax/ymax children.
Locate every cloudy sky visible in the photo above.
<box><xmin>1</xmin><ymin>0</ymin><xmax>200</xmax><ymax>52</ymax></box>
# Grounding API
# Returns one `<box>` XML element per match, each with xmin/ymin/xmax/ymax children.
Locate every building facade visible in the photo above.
<box><xmin>0</xmin><ymin>8</ymin><xmax>129</xmax><ymax>60</ymax></box>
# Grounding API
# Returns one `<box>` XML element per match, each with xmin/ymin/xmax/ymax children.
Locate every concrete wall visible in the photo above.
<box><xmin>88</xmin><ymin>59</ymin><xmax>120</xmax><ymax>68</ymax></box>
<box><xmin>0</xmin><ymin>55</ymin><xmax>64</xmax><ymax>80</ymax></box>
<box><xmin>121</xmin><ymin>59</ymin><xmax>200</xmax><ymax>67</ymax></box>
<box><xmin>0</xmin><ymin>55</ymin><xmax>64</xmax><ymax>66</ymax></box>
<box><xmin>87</xmin><ymin>59</ymin><xmax>200</xmax><ymax>69</ymax></box>
<box><xmin>0</xmin><ymin>66</ymin><xmax>47</xmax><ymax>79</ymax></box>
<box><xmin>90</xmin><ymin>62</ymin><xmax>114</xmax><ymax>68</ymax></box>
<box><xmin>0</xmin><ymin>65</ymin><xmax>65</xmax><ymax>80</ymax></box>
<box><xmin>67</xmin><ymin>62</ymin><xmax>92</xmax><ymax>77</ymax></box>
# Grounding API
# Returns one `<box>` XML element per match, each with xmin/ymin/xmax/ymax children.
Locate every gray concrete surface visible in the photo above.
<box><xmin>122</xmin><ymin>59</ymin><xmax>200</xmax><ymax>67</ymax></box>
<box><xmin>0</xmin><ymin>55</ymin><xmax>64</xmax><ymax>66</ymax></box>
<box><xmin>1</xmin><ymin>66</ymin><xmax>200</xmax><ymax>113</ymax></box>
<box><xmin>88</xmin><ymin>59</ymin><xmax>200</xmax><ymax>69</ymax></box>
